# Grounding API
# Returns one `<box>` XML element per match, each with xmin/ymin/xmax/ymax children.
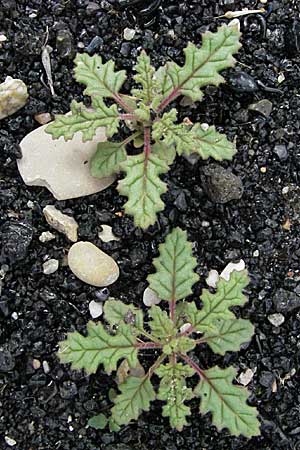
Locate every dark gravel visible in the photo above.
<box><xmin>1</xmin><ymin>0</ymin><xmax>300</xmax><ymax>449</ymax></box>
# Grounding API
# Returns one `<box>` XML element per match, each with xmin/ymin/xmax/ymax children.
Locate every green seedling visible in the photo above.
<box><xmin>46</xmin><ymin>25</ymin><xmax>242</xmax><ymax>229</ymax></box>
<box><xmin>58</xmin><ymin>228</ymin><xmax>260</xmax><ymax>436</ymax></box>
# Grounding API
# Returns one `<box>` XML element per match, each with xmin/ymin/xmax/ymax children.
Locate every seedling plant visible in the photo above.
<box><xmin>58</xmin><ymin>228</ymin><xmax>260</xmax><ymax>436</ymax></box>
<box><xmin>47</xmin><ymin>25</ymin><xmax>241</xmax><ymax>229</ymax></box>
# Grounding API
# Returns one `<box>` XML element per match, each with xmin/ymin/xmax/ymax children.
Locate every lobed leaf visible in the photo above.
<box><xmin>74</xmin><ymin>53</ymin><xmax>126</xmax><ymax>98</ymax></box>
<box><xmin>118</xmin><ymin>152</ymin><xmax>169</xmax><ymax>229</ymax></box>
<box><xmin>188</xmin><ymin>124</ymin><xmax>236</xmax><ymax>161</ymax></box>
<box><xmin>152</xmin><ymin>141</ymin><xmax>176</xmax><ymax>165</ymax></box>
<box><xmin>155</xmin><ymin>25</ymin><xmax>241</xmax><ymax>105</ymax></box>
<box><xmin>194</xmin><ymin>366</ymin><xmax>260</xmax><ymax>437</ymax></box>
<box><xmin>111</xmin><ymin>376</ymin><xmax>156</xmax><ymax>426</ymax></box>
<box><xmin>152</xmin><ymin>109</ymin><xmax>195</xmax><ymax>155</ymax></box>
<box><xmin>185</xmin><ymin>270</ymin><xmax>249</xmax><ymax>332</ymax></box>
<box><xmin>201</xmin><ymin>318</ymin><xmax>254</xmax><ymax>355</ymax></box>
<box><xmin>104</xmin><ymin>299</ymin><xmax>144</xmax><ymax>331</ymax></box>
<box><xmin>132</xmin><ymin>50</ymin><xmax>157</xmax><ymax>105</ymax></box>
<box><xmin>58</xmin><ymin>321</ymin><xmax>137</xmax><ymax>374</ymax></box>
<box><xmin>90</xmin><ymin>141</ymin><xmax>127</xmax><ymax>178</ymax></box>
<box><xmin>46</xmin><ymin>98</ymin><xmax>119</xmax><ymax>142</ymax></box>
<box><xmin>147</xmin><ymin>227</ymin><xmax>199</xmax><ymax>302</ymax></box>
<box><xmin>156</xmin><ymin>363</ymin><xmax>194</xmax><ymax>431</ymax></box>
<box><xmin>148</xmin><ymin>305</ymin><xmax>176</xmax><ymax>340</ymax></box>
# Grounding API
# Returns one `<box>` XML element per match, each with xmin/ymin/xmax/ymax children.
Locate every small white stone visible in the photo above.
<box><xmin>253</xmin><ymin>250</ymin><xmax>259</xmax><ymax>257</ymax></box>
<box><xmin>42</xmin><ymin>360</ymin><xmax>50</xmax><ymax>374</ymax></box>
<box><xmin>143</xmin><ymin>287</ymin><xmax>161</xmax><ymax>307</ymax></box>
<box><xmin>282</xmin><ymin>186</ymin><xmax>289</xmax><ymax>195</ymax></box>
<box><xmin>201</xmin><ymin>220</ymin><xmax>210</xmax><ymax>227</ymax></box>
<box><xmin>237</xmin><ymin>368</ymin><xmax>255</xmax><ymax>386</ymax></box>
<box><xmin>39</xmin><ymin>231</ymin><xmax>56</xmax><ymax>243</ymax></box>
<box><xmin>27</xmin><ymin>200</ymin><xmax>35</xmax><ymax>209</ymax></box>
<box><xmin>67</xmin><ymin>415</ymin><xmax>73</xmax><ymax>423</ymax></box>
<box><xmin>123</xmin><ymin>28</ymin><xmax>136</xmax><ymax>40</ymax></box>
<box><xmin>0</xmin><ymin>76</ymin><xmax>28</xmax><ymax>120</ymax></box>
<box><xmin>89</xmin><ymin>300</ymin><xmax>103</xmax><ymax>319</ymax></box>
<box><xmin>206</xmin><ymin>269</ymin><xmax>219</xmax><ymax>288</ymax></box>
<box><xmin>43</xmin><ymin>259</ymin><xmax>59</xmax><ymax>275</ymax></box>
<box><xmin>98</xmin><ymin>225</ymin><xmax>120</xmax><ymax>243</ymax></box>
<box><xmin>278</xmin><ymin>73</ymin><xmax>285</xmax><ymax>84</ymax></box>
<box><xmin>0</xmin><ymin>34</ymin><xmax>7</xmax><ymax>43</ymax></box>
<box><xmin>5</xmin><ymin>437</ymin><xmax>17</xmax><ymax>447</ymax></box>
<box><xmin>68</xmin><ymin>241</ymin><xmax>119</xmax><ymax>287</ymax></box>
<box><xmin>201</xmin><ymin>123</ymin><xmax>210</xmax><ymax>131</ymax></box>
<box><xmin>180</xmin><ymin>323</ymin><xmax>192</xmax><ymax>334</ymax></box>
<box><xmin>43</xmin><ymin>205</ymin><xmax>78</xmax><ymax>242</ymax></box>
<box><xmin>220</xmin><ymin>260</ymin><xmax>246</xmax><ymax>281</ymax></box>
<box><xmin>32</xmin><ymin>359</ymin><xmax>41</xmax><ymax>370</ymax></box>
<box><xmin>18</xmin><ymin>124</ymin><xmax>115</xmax><ymax>201</ymax></box>
<box><xmin>11</xmin><ymin>312</ymin><xmax>18</xmax><ymax>320</ymax></box>
<box><xmin>268</xmin><ymin>313</ymin><xmax>285</xmax><ymax>327</ymax></box>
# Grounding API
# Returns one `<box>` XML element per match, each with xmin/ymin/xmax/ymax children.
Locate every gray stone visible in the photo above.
<box><xmin>0</xmin><ymin>220</ymin><xmax>33</xmax><ymax>263</ymax></box>
<box><xmin>268</xmin><ymin>313</ymin><xmax>285</xmax><ymax>327</ymax></box>
<box><xmin>273</xmin><ymin>288</ymin><xmax>300</xmax><ymax>313</ymax></box>
<box><xmin>68</xmin><ymin>241</ymin><xmax>119</xmax><ymax>287</ymax></box>
<box><xmin>249</xmin><ymin>99</ymin><xmax>273</xmax><ymax>117</ymax></box>
<box><xmin>0</xmin><ymin>348</ymin><xmax>15</xmax><ymax>372</ymax></box>
<box><xmin>43</xmin><ymin>259</ymin><xmax>59</xmax><ymax>275</ymax></box>
<box><xmin>273</xmin><ymin>144</ymin><xmax>288</xmax><ymax>161</ymax></box>
<box><xmin>56</xmin><ymin>29</ymin><xmax>74</xmax><ymax>59</ymax></box>
<box><xmin>202</xmin><ymin>164</ymin><xmax>243</xmax><ymax>203</ymax></box>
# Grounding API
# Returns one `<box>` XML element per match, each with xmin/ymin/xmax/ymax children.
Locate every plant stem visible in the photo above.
<box><xmin>143</xmin><ymin>126</ymin><xmax>151</xmax><ymax>158</ymax></box>
<box><xmin>136</xmin><ymin>341</ymin><xmax>162</xmax><ymax>349</ymax></box>
<box><xmin>119</xmin><ymin>113</ymin><xmax>137</xmax><ymax>121</ymax></box>
<box><xmin>122</xmin><ymin>131</ymin><xmax>142</xmax><ymax>146</ymax></box>
<box><xmin>114</xmin><ymin>93</ymin><xmax>135</xmax><ymax>113</ymax></box>
<box><xmin>178</xmin><ymin>353</ymin><xmax>203</xmax><ymax>378</ymax></box>
<box><xmin>156</xmin><ymin>88</ymin><xmax>180</xmax><ymax>114</ymax></box>
<box><xmin>148</xmin><ymin>353</ymin><xmax>166</xmax><ymax>378</ymax></box>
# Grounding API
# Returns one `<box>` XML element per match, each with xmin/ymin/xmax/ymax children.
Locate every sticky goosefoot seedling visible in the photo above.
<box><xmin>47</xmin><ymin>25</ymin><xmax>242</xmax><ymax>229</ymax></box>
<box><xmin>58</xmin><ymin>228</ymin><xmax>260</xmax><ymax>436</ymax></box>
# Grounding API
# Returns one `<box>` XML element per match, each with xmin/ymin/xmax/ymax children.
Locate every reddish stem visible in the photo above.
<box><xmin>119</xmin><ymin>113</ymin><xmax>137</xmax><ymax>121</ymax></box>
<box><xmin>179</xmin><ymin>353</ymin><xmax>203</xmax><ymax>379</ymax></box>
<box><xmin>136</xmin><ymin>341</ymin><xmax>162</xmax><ymax>349</ymax></box>
<box><xmin>144</xmin><ymin>127</ymin><xmax>151</xmax><ymax>157</ymax></box>
<box><xmin>114</xmin><ymin>93</ymin><xmax>134</xmax><ymax>113</ymax></box>
<box><xmin>156</xmin><ymin>87</ymin><xmax>180</xmax><ymax>114</ymax></box>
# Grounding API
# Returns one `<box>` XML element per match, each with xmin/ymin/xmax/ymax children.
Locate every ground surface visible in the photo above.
<box><xmin>1</xmin><ymin>0</ymin><xmax>300</xmax><ymax>449</ymax></box>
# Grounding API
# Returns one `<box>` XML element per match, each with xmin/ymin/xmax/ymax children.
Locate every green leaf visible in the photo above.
<box><xmin>202</xmin><ymin>319</ymin><xmax>254</xmax><ymax>355</ymax></box>
<box><xmin>46</xmin><ymin>98</ymin><xmax>119</xmax><ymax>142</ymax></box>
<box><xmin>111</xmin><ymin>376</ymin><xmax>156</xmax><ymax>426</ymax></box>
<box><xmin>156</xmin><ymin>363</ymin><xmax>194</xmax><ymax>431</ymax></box>
<box><xmin>134</xmin><ymin>103</ymin><xmax>151</xmax><ymax>122</ymax></box>
<box><xmin>194</xmin><ymin>366</ymin><xmax>260</xmax><ymax>437</ymax></box>
<box><xmin>58</xmin><ymin>322</ymin><xmax>137</xmax><ymax>374</ymax></box>
<box><xmin>132</xmin><ymin>50</ymin><xmax>156</xmax><ymax>105</ymax></box>
<box><xmin>163</xmin><ymin>336</ymin><xmax>195</xmax><ymax>356</ymax></box>
<box><xmin>90</xmin><ymin>141</ymin><xmax>127</xmax><ymax>178</ymax></box>
<box><xmin>118</xmin><ymin>152</ymin><xmax>169</xmax><ymax>229</ymax></box>
<box><xmin>185</xmin><ymin>270</ymin><xmax>249</xmax><ymax>332</ymax></box>
<box><xmin>152</xmin><ymin>141</ymin><xmax>176</xmax><ymax>165</ymax></box>
<box><xmin>152</xmin><ymin>109</ymin><xmax>195</xmax><ymax>156</ymax></box>
<box><xmin>74</xmin><ymin>53</ymin><xmax>126</xmax><ymax>98</ymax></box>
<box><xmin>147</xmin><ymin>228</ymin><xmax>199</xmax><ymax>302</ymax></box>
<box><xmin>104</xmin><ymin>299</ymin><xmax>144</xmax><ymax>331</ymax></box>
<box><xmin>187</xmin><ymin>124</ymin><xmax>236</xmax><ymax>161</ymax></box>
<box><xmin>88</xmin><ymin>414</ymin><xmax>108</xmax><ymax>430</ymax></box>
<box><xmin>148</xmin><ymin>305</ymin><xmax>176</xmax><ymax>340</ymax></box>
<box><xmin>155</xmin><ymin>25</ymin><xmax>241</xmax><ymax>104</ymax></box>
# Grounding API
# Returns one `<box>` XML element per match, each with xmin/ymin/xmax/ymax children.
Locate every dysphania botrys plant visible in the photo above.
<box><xmin>46</xmin><ymin>25</ymin><xmax>241</xmax><ymax>229</ymax></box>
<box><xmin>58</xmin><ymin>228</ymin><xmax>260</xmax><ymax>436</ymax></box>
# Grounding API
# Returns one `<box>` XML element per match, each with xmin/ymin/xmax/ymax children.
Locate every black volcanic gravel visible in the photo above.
<box><xmin>1</xmin><ymin>0</ymin><xmax>300</xmax><ymax>449</ymax></box>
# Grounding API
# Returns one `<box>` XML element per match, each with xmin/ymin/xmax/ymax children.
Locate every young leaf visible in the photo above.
<box><xmin>58</xmin><ymin>321</ymin><xmax>137</xmax><ymax>374</ymax></box>
<box><xmin>155</xmin><ymin>25</ymin><xmax>241</xmax><ymax>107</ymax></box>
<box><xmin>201</xmin><ymin>319</ymin><xmax>254</xmax><ymax>355</ymax></box>
<box><xmin>163</xmin><ymin>336</ymin><xmax>195</xmax><ymax>356</ymax></box>
<box><xmin>148</xmin><ymin>305</ymin><xmax>176</xmax><ymax>340</ymax></box>
<box><xmin>152</xmin><ymin>141</ymin><xmax>176</xmax><ymax>165</ymax></box>
<box><xmin>88</xmin><ymin>413</ymin><xmax>108</xmax><ymax>430</ymax></box>
<box><xmin>118</xmin><ymin>152</ymin><xmax>169</xmax><ymax>229</ymax></box>
<box><xmin>74</xmin><ymin>53</ymin><xmax>126</xmax><ymax>98</ymax></box>
<box><xmin>147</xmin><ymin>227</ymin><xmax>199</xmax><ymax>302</ymax></box>
<box><xmin>132</xmin><ymin>50</ymin><xmax>157</xmax><ymax>105</ymax></box>
<box><xmin>46</xmin><ymin>98</ymin><xmax>119</xmax><ymax>141</ymax></box>
<box><xmin>104</xmin><ymin>299</ymin><xmax>144</xmax><ymax>331</ymax></box>
<box><xmin>152</xmin><ymin>109</ymin><xmax>195</xmax><ymax>155</ymax></box>
<box><xmin>111</xmin><ymin>376</ymin><xmax>156</xmax><ymax>426</ymax></box>
<box><xmin>194</xmin><ymin>366</ymin><xmax>260</xmax><ymax>437</ymax></box>
<box><xmin>156</xmin><ymin>363</ymin><xmax>194</xmax><ymax>431</ymax></box>
<box><xmin>185</xmin><ymin>270</ymin><xmax>249</xmax><ymax>332</ymax></box>
<box><xmin>90</xmin><ymin>141</ymin><xmax>127</xmax><ymax>178</ymax></box>
<box><xmin>187</xmin><ymin>124</ymin><xmax>236</xmax><ymax>161</ymax></box>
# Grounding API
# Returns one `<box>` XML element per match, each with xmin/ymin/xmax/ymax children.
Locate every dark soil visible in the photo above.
<box><xmin>1</xmin><ymin>0</ymin><xmax>300</xmax><ymax>449</ymax></box>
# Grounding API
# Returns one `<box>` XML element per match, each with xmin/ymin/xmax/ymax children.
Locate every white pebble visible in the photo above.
<box><xmin>253</xmin><ymin>250</ymin><xmax>259</xmax><ymax>257</ymax></box>
<box><xmin>27</xmin><ymin>200</ymin><xmax>35</xmax><ymax>209</ymax></box>
<box><xmin>206</xmin><ymin>269</ymin><xmax>219</xmax><ymax>288</ymax></box>
<box><xmin>43</xmin><ymin>259</ymin><xmax>59</xmax><ymax>275</ymax></box>
<box><xmin>180</xmin><ymin>323</ymin><xmax>192</xmax><ymax>334</ymax></box>
<box><xmin>32</xmin><ymin>359</ymin><xmax>41</xmax><ymax>370</ymax></box>
<box><xmin>282</xmin><ymin>186</ymin><xmax>289</xmax><ymax>195</ymax></box>
<box><xmin>220</xmin><ymin>260</ymin><xmax>245</xmax><ymax>281</ymax></box>
<box><xmin>268</xmin><ymin>313</ymin><xmax>285</xmax><ymax>327</ymax></box>
<box><xmin>237</xmin><ymin>368</ymin><xmax>255</xmax><ymax>386</ymax></box>
<box><xmin>39</xmin><ymin>231</ymin><xmax>56</xmax><ymax>243</ymax></box>
<box><xmin>201</xmin><ymin>220</ymin><xmax>210</xmax><ymax>227</ymax></box>
<box><xmin>123</xmin><ymin>28</ymin><xmax>136</xmax><ymax>41</ymax></box>
<box><xmin>0</xmin><ymin>76</ymin><xmax>28</xmax><ymax>120</ymax></box>
<box><xmin>98</xmin><ymin>224</ymin><xmax>120</xmax><ymax>243</ymax></box>
<box><xmin>5</xmin><ymin>437</ymin><xmax>17</xmax><ymax>447</ymax></box>
<box><xmin>43</xmin><ymin>360</ymin><xmax>50</xmax><ymax>374</ymax></box>
<box><xmin>89</xmin><ymin>300</ymin><xmax>103</xmax><ymax>319</ymax></box>
<box><xmin>0</xmin><ymin>34</ymin><xmax>7</xmax><ymax>43</ymax></box>
<box><xmin>143</xmin><ymin>287</ymin><xmax>161</xmax><ymax>307</ymax></box>
<box><xmin>11</xmin><ymin>312</ymin><xmax>18</xmax><ymax>320</ymax></box>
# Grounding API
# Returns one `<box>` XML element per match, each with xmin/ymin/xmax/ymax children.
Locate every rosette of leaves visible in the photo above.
<box><xmin>46</xmin><ymin>25</ymin><xmax>242</xmax><ymax>229</ymax></box>
<box><xmin>58</xmin><ymin>228</ymin><xmax>260</xmax><ymax>436</ymax></box>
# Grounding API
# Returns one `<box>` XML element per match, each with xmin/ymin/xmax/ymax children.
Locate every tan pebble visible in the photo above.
<box><xmin>43</xmin><ymin>205</ymin><xmax>78</xmax><ymax>242</ymax></box>
<box><xmin>68</xmin><ymin>241</ymin><xmax>119</xmax><ymax>287</ymax></box>
<box><xmin>34</xmin><ymin>112</ymin><xmax>52</xmax><ymax>125</ymax></box>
